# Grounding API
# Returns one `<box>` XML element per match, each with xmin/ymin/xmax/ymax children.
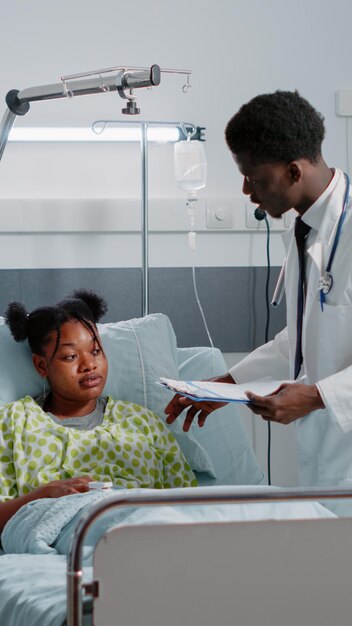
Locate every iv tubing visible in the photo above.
<box><xmin>192</xmin><ymin>266</ymin><xmax>214</xmax><ymax>350</ymax></box>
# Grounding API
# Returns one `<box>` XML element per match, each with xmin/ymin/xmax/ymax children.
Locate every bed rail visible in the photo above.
<box><xmin>66</xmin><ymin>485</ymin><xmax>352</xmax><ymax>626</ymax></box>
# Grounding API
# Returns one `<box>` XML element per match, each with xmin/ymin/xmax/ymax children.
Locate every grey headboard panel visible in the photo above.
<box><xmin>0</xmin><ymin>266</ymin><xmax>286</xmax><ymax>352</ymax></box>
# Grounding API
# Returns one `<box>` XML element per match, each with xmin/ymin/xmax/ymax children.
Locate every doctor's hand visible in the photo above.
<box><xmin>165</xmin><ymin>373</ymin><xmax>234</xmax><ymax>432</ymax></box>
<box><xmin>246</xmin><ymin>383</ymin><xmax>324</xmax><ymax>425</ymax></box>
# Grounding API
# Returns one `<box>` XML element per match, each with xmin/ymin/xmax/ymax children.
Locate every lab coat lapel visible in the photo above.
<box><xmin>281</xmin><ymin>227</ymin><xmax>299</xmax><ymax>360</ymax></box>
<box><xmin>304</xmin><ymin>241</ymin><xmax>322</xmax><ymax>321</ymax></box>
<box><xmin>281</xmin><ymin>227</ymin><xmax>297</xmax><ymax>300</ymax></box>
<box><xmin>281</xmin><ymin>172</ymin><xmax>345</xmax><ymax>328</ymax></box>
<box><xmin>281</xmin><ymin>227</ymin><xmax>293</xmax><ymax>252</ymax></box>
<box><xmin>280</xmin><ymin>193</ymin><xmax>341</xmax><ymax>364</ymax></box>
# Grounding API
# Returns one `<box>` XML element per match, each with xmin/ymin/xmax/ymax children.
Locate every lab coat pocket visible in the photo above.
<box><xmin>305</xmin><ymin>300</ymin><xmax>352</xmax><ymax>381</ymax></box>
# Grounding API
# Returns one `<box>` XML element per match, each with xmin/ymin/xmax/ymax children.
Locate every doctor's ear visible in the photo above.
<box><xmin>287</xmin><ymin>161</ymin><xmax>303</xmax><ymax>183</ymax></box>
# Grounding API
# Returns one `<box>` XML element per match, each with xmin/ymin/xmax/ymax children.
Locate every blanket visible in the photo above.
<box><xmin>1</xmin><ymin>486</ymin><xmax>335</xmax><ymax>561</ymax></box>
<box><xmin>1</xmin><ymin>490</ymin><xmax>107</xmax><ymax>555</ymax></box>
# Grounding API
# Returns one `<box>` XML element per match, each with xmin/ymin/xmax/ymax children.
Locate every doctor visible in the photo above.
<box><xmin>166</xmin><ymin>90</ymin><xmax>352</xmax><ymax>492</ymax></box>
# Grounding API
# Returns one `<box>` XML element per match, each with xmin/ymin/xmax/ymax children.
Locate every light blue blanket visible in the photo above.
<box><xmin>2</xmin><ymin>486</ymin><xmax>335</xmax><ymax>559</ymax></box>
<box><xmin>1</xmin><ymin>490</ymin><xmax>108</xmax><ymax>556</ymax></box>
<box><xmin>1</xmin><ymin>489</ymin><xmax>158</xmax><ymax>561</ymax></box>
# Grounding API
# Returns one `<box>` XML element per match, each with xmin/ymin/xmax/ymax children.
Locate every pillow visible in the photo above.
<box><xmin>98</xmin><ymin>315</ymin><xmax>215</xmax><ymax>476</ymax></box>
<box><xmin>176</xmin><ymin>346</ymin><xmax>266</xmax><ymax>486</ymax></box>
<box><xmin>0</xmin><ymin>314</ymin><xmax>215</xmax><ymax>476</ymax></box>
<box><xmin>0</xmin><ymin>317</ymin><xmax>44</xmax><ymax>404</ymax></box>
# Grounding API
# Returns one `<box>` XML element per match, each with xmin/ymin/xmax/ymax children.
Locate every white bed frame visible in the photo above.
<box><xmin>67</xmin><ymin>486</ymin><xmax>352</xmax><ymax>626</ymax></box>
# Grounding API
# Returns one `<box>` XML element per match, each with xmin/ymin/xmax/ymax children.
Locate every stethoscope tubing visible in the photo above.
<box><xmin>319</xmin><ymin>172</ymin><xmax>350</xmax><ymax>310</ymax></box>
<box><xmin>271</xmin><ymin>172</ymin><xmax>350</xmax><ymax>310</ymax></box>
<box><xmin>325</xmin><ymin>173</ymin><xmax>349</xmax><ymax>274</ymax></box>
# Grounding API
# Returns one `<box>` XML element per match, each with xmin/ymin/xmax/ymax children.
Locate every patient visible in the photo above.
<box><xmin>0</xmin><ymin>290</ymin><xmax>197</xmax><ymax>531</ymax></box>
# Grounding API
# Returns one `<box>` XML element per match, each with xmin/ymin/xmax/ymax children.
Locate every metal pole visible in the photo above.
<box><xmin>12</xmin><ymin>66</ymin><xmax>161</xmax><ymax>106</ymax></box>
<box><xmin>141</xmin><ymin>122</ymin><xmax>149</xmax><ymax>316</ymax></box>
<box><xmin>0</xmin><ymin>109</ymin><xmax>17</xmax><ymax>161</ymax></box>
<box><xmin>66</xmin><ymin>570</ymin><xmax>83</xmax><ymax>626</ymax></box>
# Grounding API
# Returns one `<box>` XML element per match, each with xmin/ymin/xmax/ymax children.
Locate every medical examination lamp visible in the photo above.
<box><xmin>0</xmin><ymin>63</ymin><xmax>199</xmax><ymax>317</ymax></box>
<box><xmin>0</xmin><ymin>64</ymin><xmax>193</xmax><ymax>160</ymax></box>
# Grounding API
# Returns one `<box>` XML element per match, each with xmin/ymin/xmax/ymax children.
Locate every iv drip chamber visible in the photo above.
<box><xmin>174</xmin><ymin>140</ymin><xmax>207</xmax><ymax>192</ymax></box>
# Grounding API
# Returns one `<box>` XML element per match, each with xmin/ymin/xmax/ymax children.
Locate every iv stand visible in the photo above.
<box><xmin>141</xmin><ymin>122</ymin><xmax>149</xmax><ymax>316</ymax></box>
<box><xmin>92</xmin><ymin>119</ymin><xmax>202</xmax><ymax>316</ymax></box>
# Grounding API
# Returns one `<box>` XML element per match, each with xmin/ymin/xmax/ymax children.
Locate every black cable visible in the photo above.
<box><xmin>264</xmin><ymin>215</ymin><xmax>271</xmax><ymax>486</ymax></box>
<box><xmin>254</xmin><ymin>207</ymin><xmax>272</xmax><ymax>485</ymax></box>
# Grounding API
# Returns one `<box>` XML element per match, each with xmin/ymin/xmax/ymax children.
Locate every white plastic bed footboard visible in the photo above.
<box><xmin>67</xmin><ymin>486</ymin><xmax>352</xmax><ymax>626</ymax></box>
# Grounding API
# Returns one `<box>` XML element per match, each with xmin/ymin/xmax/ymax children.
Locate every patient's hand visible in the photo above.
<box><xmin>35</xmin><ymin>476</ymin><xmax>92</xmax><ymax>499</ymax></box>
<box><xmin>165</xmin><ymin>373</ymin><xmax>234</xmax><ymax>432</ymax></box>
<box><xmin>0</xmin><ymin>476</ymin><xmax>94</xmax><ymax>532</ymax></box>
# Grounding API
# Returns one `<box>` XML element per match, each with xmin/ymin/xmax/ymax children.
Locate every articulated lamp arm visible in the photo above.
<box><xmin>0</xmin><ymin>64</ymin><xmax>162</xmax><ymax>161</ymax></box>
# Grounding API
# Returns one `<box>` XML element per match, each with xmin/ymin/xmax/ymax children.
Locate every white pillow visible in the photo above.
<box><xmin>98</xmin><ymin>315</ymin><xmax>215</xmax><ymax>476</ymax></box>
<box><xmin>0</xmin><ymin>317</ymin><xmax>43</xmax><ymax>404</ymax></box>
<box><xmin>0</xmin><ymin>314</ymin><xmax>215</xmax><ymax>476</ymax></box>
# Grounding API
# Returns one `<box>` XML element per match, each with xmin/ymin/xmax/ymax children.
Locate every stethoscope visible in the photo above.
<box><xmin>271</xmin><ymin>172</ymin><xmax>350</xmax><ymax>311</ymax></box>
<box><xmin>318</xmin><ymin>172</ymin><xmax>350</xmax><ymax>310</ymax></box>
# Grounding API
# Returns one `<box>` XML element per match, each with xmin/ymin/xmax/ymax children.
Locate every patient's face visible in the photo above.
<box><xmin>37</xmin><ymin>319</ymin><xmax>108</xmax><ymax>406</ymax></box>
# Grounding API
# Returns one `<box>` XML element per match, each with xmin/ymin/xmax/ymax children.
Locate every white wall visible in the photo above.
<box><xmin>0</xmin><ymin>0</ymin><xmax>350</xmax><ymax>200</ymax></box>
<box><xmin>1</xmin><ymin>0</ymin><xmax>351</xmax><ymax>271</ymax></box>
<box><xmin>1</xmin><ymin>0</ymin><xmax>351</xmax><ymax>268</ymax></box>
<box><xmin>1</xmin><ymin>0</ymin><xmax>352</xmax><ymax>486</ymax></box>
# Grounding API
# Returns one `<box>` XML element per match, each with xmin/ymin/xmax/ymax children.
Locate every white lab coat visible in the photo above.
<box><xmin>230</xmin><ymin>169</ymin><xmax>352</xmax><ymax>490</ymax></box>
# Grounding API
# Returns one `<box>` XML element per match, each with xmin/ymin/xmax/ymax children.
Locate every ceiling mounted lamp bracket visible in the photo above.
<box><xmin>116</xmin><ymin>65</ymin><xmax>161</xmax><ymax>115</ymax></box>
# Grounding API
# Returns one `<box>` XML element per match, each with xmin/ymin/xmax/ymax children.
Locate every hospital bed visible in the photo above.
<box><xmin>0</xmin><ymin>313</ymin><xmax>351</xmax><ymax>626</ymax></box>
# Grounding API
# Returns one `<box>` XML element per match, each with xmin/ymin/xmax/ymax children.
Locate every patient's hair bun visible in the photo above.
<box><xmin>5</xmin><ymin>302</ymin><xmax>29</xmax><ymax>342</ymax></box>
<box><xmin>67</xmin><ymin>289</ymin><xmax>108</xmax><ymax>323</ymax></box>
<box><xmin>5</xmin><ymin>290</ymin><xmax>108</xmax><ymax>354</ymax></box>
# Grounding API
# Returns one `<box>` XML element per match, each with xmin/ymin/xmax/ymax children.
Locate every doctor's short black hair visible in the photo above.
<box><xmin>225</xmin><ymin>90</ymin><xmax>325</xmax><ymax>165</ymax></box>
<box><xmin>5</xmin><ymin>289</ymin><xmax>107</xmax><ymax>358</ymax></box>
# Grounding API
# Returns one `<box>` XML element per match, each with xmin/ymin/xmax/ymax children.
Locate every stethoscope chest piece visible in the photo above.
<box><xmin>318</xmin><ymin>272</ymin><xmax>333</xmax><ymax>296</ymax></box>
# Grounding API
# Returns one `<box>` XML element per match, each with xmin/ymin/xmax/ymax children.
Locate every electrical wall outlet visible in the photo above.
<box><xmin>206</xmin><ymin>200</ymin><xmax>234</xmax><ymax>228</ymax></box>
<box><xmin>336</xmin><ymin>89</ymin><xmax>352</xmax><ymax>116</ymax></box>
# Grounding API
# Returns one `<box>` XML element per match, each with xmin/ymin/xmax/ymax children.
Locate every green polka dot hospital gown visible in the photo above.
<box><xmin>0</xmin><ymin>396</ymin><xmax>198</xmax><ymax>501</ymax></box>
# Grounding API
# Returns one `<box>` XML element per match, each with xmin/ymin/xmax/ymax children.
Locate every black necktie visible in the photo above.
<box><xmin>294</xmin><ymin>217</ymin><xmax>311</xmax><ymax>379</ymax></box>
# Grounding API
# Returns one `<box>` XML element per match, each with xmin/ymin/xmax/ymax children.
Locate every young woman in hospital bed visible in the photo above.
<box><xmin>0</xmin><ymin>292</ymin><xmax>339</xmax><ymax>626</ymax></box>
<box><xmin>0</xmin><ymin>289</ymin><xmax>335</xmax><ymax>549</ymax></box>
<box><xmin>0</xmin><ymin>289</ymin><xmax>197</xmax><ymax>532</ymax></box>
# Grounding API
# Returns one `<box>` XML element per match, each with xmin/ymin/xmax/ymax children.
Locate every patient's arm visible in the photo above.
<box><xmin>165</xmin><ymin>373</ymin><xmax>235</xmax><ymax>432</ymax></box>
<box><xmin>0</xmin><ymin>476</ymin><xmax>91</xmax><ymax>532</ymax></box>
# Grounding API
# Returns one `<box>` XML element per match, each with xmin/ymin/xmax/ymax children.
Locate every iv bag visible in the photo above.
<box><xmin>174</xmin><ymin>140</ymin><xmax>207</xmax><ymax>192</ymax></box>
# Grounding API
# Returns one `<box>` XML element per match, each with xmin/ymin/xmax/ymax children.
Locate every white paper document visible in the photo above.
<box><xmin>158</xmin><ymin>377</ymin><xmax>293</xmax><ymax>403</ymax></box>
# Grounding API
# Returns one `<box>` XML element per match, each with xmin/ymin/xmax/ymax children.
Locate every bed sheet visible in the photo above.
<box><xmin>0</xmin><ymin>553</ymin><xmax>92</xmax><ymax>626</ymax></box>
